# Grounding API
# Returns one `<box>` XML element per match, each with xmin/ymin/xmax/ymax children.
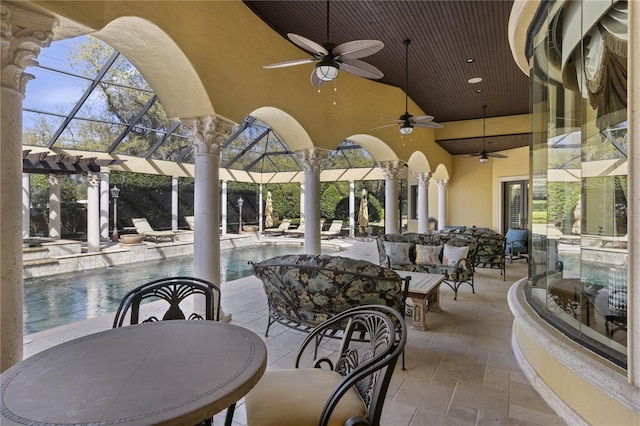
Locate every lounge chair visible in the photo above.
<box><xmin>263</xmin><ymin>219</ymin><xmax>291</xmax><ymax>236</ymax></box>
<box><xmin>185</xmin><ymin>216</ymin><xmax>195</xmax><ymax>231</ymax></box>
<box><xmin>131</xmin><ymin>218</ymin><xmax>175</xmax><ymax>242</ymax></box>
<box><xmin>321</xmin><ymin>219</ymin><xmax>343</xmax><ymax>239</ymax></box>
<box><xmin>284</xmin><ymin>220</ymin><xmax>304</xmax><ymax>237</ymax></box>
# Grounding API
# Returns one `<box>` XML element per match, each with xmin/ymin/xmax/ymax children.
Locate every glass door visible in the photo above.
<box><xmin>504</xmin><ymin>180</ymin><xmax>528</xmax><ymax>230</ymax></box>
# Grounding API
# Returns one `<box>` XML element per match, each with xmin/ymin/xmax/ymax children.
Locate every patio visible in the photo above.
<box><xmin>22</xmin><ymin>239</ymin><xmax>565</xmax><ymax>425</ymax></box>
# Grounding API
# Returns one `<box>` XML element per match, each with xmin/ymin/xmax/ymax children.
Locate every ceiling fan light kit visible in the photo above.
<box><xmin>315</xmin><ymin>61</ymin><xmax>339</xmax><ymax>81</ymax></box>
<box><xmin>400</xmin><ymin>124</ymin><xmax>413</xmax><ymax>135</ymax></box>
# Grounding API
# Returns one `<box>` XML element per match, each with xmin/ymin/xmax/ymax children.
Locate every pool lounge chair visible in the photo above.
<box><xmin>321</xmin><ymin>219</ymin><xmax>343</xmax><ymax>239</ymax></box>
<box><xmin>131</xmin><ymin>218</ymin><xmax>175</xmax><ymax>242</ymax></box>
<box><xmin>284</xmin><ymin>220</ymin><xmax>305</xmax><ymax>237</ymax></box>
<box><xmin>185</xmin><ymin>216</ymin><xmax>195</xmax><ymax>231</ymax></box>
<box><xmin>263</xmin><ymin>219</ymin><xmax>291</xmax><ymax>236</ymax></box>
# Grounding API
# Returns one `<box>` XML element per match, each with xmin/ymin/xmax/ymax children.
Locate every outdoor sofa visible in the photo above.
<box><xmin>376</xmin><ymin>232</ymin><xmax>478</xmax><ymax>300</ymax></box>
<box><xmin>250</xmin><ymin>254</ymin><xmax>408</xmax><ymax>336</ymax></box>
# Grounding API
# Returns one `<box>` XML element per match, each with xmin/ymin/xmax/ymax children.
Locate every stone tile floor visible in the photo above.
<box><xmin>23</xmin><ymin>238</ymin><xmax>566</xmax><ymax>425</ymax></box>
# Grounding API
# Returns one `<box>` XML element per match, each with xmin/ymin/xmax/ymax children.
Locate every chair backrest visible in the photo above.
<box><xmin>505</xmin><ymin>228</ymin><xmax>528</xmax><ymax>250</ymax></box>
<box><xmin>278</xmin><ymin>219</ymin><xmax>291</xmax><ymax>230</ymax></box>
<box><xmin>112</xmin><ymin>276</ymin><xmax>221</xmax><ymax>328</ymax></box>
<box><xmin>294</xmin><ymin>305</ymin><xmax>406</xmax><ymax>426</ymax></box>
<box><xmin>132</xmin><ymin>217</ymin><xmax>154</xmax><ymax>233</ymax></box>
<box><xmin>185</xmin><ymin>216</ymin><xmax>195</xmax><ymax>231</ymax></box>
<box><xmin>327</xmin><ymin>220</ymin><xmax>343</xmax><ymax>232</ymax></box>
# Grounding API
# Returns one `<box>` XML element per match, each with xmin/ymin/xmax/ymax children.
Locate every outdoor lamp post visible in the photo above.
<box><xmin>237</xmin><ymin>197</ymin><xmax>244</xmax><ymax>234</ymax></box>
<box><xmin>111</xmin><ymin>185</ymin><xmax>120</xmax><ymax>242</ymax></box>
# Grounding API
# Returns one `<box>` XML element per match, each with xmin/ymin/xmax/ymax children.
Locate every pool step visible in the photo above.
<box><xmin>24</xmin><ymin>258</ymin><xmax>59</xmax><ymax>267</ymax></box>
<box><xmin>23</xmin><ymin>247</ymin><xmax>50</xmax><ymax>261</ymax></box>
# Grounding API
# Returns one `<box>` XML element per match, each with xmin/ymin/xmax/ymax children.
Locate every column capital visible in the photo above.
<box><xmin>436</xmin><ymin>178</ymin><xmax>450</xmax><ymax>189</ymax></box>
<box><xmin>85</xmin><ymin>171</ymin><xmax>100</xmax><ymax>187</ymax></box>
<box><xmin>413</xmin><ymin>171</ymin><xmax>432</xmax><ymax>184</ymax></box>
<box><xmin>378</xmin><ymin>160</ymin><xmax>405</xmax><ymax>180</ymax></box>
<box><xmin>47</xmin><ymin>174</ymin><xmax>59</xmax><ymax>185</ymax></box>
<box><xmin>295</xmin><ymin>148</ymin><xmax>330</xmax><ymax>174</ymax></box>
<box><xmin>1</xmin><ymin>3</ymin><xmax>56</xmax><ymax>93</ymax></box>
<box><xmin>181</xmin><ymin>116</ymin><xmax>234</xmax><ymax>156</ymax></box>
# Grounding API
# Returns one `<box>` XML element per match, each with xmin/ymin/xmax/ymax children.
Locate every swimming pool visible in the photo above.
<box><xmin>23</xmin><ymin>244</ymin><xmax>337</xmax><ymax>335</ymax></box>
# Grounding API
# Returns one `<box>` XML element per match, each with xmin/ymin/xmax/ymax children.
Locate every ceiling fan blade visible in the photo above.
<box><xmin>334</xmin><ymin>40</ymin><xmax>384</xmax><ymax>60</ymax></box>
<box><xmin>310</xmin><ymin>69</ymin><xmax>327</xmax><ymax>87</ymax></box>
<box><xmin>340</xmin><ymin>59</ymin><xmax>384</xmax><ymax>79</ymax></box>
<box><xmin>370</xmin><ymin>123</ymin><xmax>399</xmax><ymax>131</ymax></box>
<box><xmin>410</xmin><ymin>114</ymin><xmax>435</xmax><ymax>123</ymax></box>
<box><xmin>380</xmin><ymin>117</ymin><xmax>403</xmax><ymax>122</ymax></box>
<box><xmin>488</xmin><ymin>153</ymin><xmax>508</xmax><ymax>158</ymax></box>
<box><xmin>466</xmin><ymin>152</ymin><xmax>482</xmax><ymax>157</ymax></box>
<box><xmin>263</xmin><ymin>57</ymin><xmax>317</xmax><ymax>69</ymax></box>
<box><xmin>287</xmin><ymin>33</ymin><xmax>328</xmax><ymax>56</ymax></box>
<box><xmin>413</xmin><ymin>121</ymin><xmax>443</xmax><ymax>129</ymax></box>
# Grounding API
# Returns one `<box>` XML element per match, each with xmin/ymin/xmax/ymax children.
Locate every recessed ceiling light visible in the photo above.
<box><xmin>468</xmin><ymin>77</ymin><xmax>483</xmax><ymax>84</ymax></box>
<box><xmin>475</xmin><ymin>89</ymin><xmax>483</xmax><ymax>93</ymax></box>
<box><xmin>466</xmin><ymin>58</ymin><xmax>475</xmax><ymax>63</ymax></box>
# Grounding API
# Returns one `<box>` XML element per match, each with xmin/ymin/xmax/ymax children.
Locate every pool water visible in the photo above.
<box><xmin>24</xmin><ymin>244</ymin><xmax>335</xmax><ymax>335</ymax></box>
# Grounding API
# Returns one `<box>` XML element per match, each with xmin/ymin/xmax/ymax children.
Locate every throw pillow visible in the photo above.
<box><xmin>442</xmin><ymin>244</ymin><xmax>469</xmax><ymax>267</ymax></box>
<box><xmin>416</xmin><ymin>245</ymin><xmax>443</xmax><ymax>265</ymax></box>
<box><xmin>384</xmin><ymin>242</ymin><xmax>411</xmax><ymax>266</ymax></box>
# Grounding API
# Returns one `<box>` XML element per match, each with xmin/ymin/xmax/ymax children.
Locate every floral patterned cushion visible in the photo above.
<box><xmin>252</xmin><ymin>254</ymin><xmax>404</xmax><ymax>329</ymax></box>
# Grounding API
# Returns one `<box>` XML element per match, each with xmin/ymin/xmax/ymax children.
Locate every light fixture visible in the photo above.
<box><xmin>315</xmin><ymin>59</ymin><xmax>339</xmax><ymax>81</ymax></box>
<box><xmin>466</xmin><ymin>58</ymin><xmax>475</xmax><ymax>63</ymax></box>
<box><xmin>400</xmin><ymin>122</ymin><xmax>413</xmax><ymax>135</ymax></box>
<box><xmin>468</xmin><ymin>77</ymin><xmax>483</xmax><ymax>84</ymax></box>
<box><xmin>479</xmin><ymin>155</ymin><xmax>489</xmax><ymax>163</ymax></box>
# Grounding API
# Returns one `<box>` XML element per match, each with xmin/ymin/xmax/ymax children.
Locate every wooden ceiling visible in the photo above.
<box><xmin>243</xmin><ymin>0</ymin><xmax>530</xmax><ymax>156</ymax></box>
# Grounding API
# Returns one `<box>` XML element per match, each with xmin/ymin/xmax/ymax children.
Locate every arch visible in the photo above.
<box><xmin>407</xmin><ymin>151</ymin><xmax>432</xmax><ymax>174</ymax></box>
<box><xmin>347</xmin><ymin>134</ymin><xmax>399</xmax><ymax>163</ymax></box>
<box><xmin>95</xmin><ymin>17</ymin><xmax>214</xmax><ymax>119</ymax></box>
<box><xmin>248</xmin><ymin>107</ymin><xmax>313</xmax><ymax>152</ymax></box>
<box><xmin>433</xmin><ymin>163</ymin><xmax>451</xmax><ymax>180</ymax></box>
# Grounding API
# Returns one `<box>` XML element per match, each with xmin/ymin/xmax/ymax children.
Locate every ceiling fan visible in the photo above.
<box><xmin>373</xmin><ymin>39</ymin><xmax>442</xmax><ymax>135</ymax></box>
<box><xmin>263</xmin><ymin>0</ymin><xmax>384</xmax><ymax>87</ymax></box>
<box><xmin>468</xmin><ymin>104</ymin><xmax>508</xmax><ymax>163</ymax></box>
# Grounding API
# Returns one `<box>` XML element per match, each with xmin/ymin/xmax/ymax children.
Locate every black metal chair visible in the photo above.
<box><xmin>244</xmin><ymin>305</ymin><xmax>407</xmax><ymax>426</ymax></box>
<box><xmin>112</xmin><ymin>276</ymin><xmax>233</xmax><ymax>426</ymax></box>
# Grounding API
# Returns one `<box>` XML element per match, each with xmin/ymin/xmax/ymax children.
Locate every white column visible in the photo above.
<box><xmin>171</xmin><ymin>176</ymin><xmax>178</xmax><ymax>231</ymax></box>
<box><xmin>258</xmin><ymin>184</ymin><xmax>264</xmax><ymax>233</ymax></box>
<box><xmin>221</xmin><ymin>180</ymin><xmax>228</xmax><ymax>235</ymax></box>
<box><xmin>349</xmin><ymin>180</ymin><xmax>355</xmax><ymax>238</ymax></box>
<box><xmin>1</xmin><ymin>3</ymin><xmax>54</xmax><ymax>371</ymax></box>
<box><xmin>436</xmin><ymin>179</ymin><xmax>449</xmax><ymax>230</ymax></box>
<box><xmin>86</xmin><ymin>172</ymin><xmax>100</xmax><ymax>252</ymax></box>
<box><xmin>628</xmin><ymin>0</ymin><xmax>639</xmax><ymax>386</ymax></box>
<box><xmin>48</xmin><ymin>174</ymin><xmax>61</xmax><ymax>239</ymax></box>
<box><xmin>380</xmin><ymin>160</ymin><xmax>404</xmax><ymax>234</ymax></box>
<box><xmin>296</xmin><ymin>148</ymin><xmax>329</xmax><ymax>255</ymax></box>
<box><xmin>99</xmin><ymin>170</ymin><xmax>110</xmax><ymax>240</ymax></box>
<box><xmin>182</xmin><ymin>116</ymin><xmax>232</xmax><ymax>321</ymax></box>
<box><xmin>22</xmin><ymin>173</ymin><xmax>30</xmax><ymax>238</ymax></box>
<box><xmin>414</xmin><ymin>172</ymin><xmax>431</xmax><ymax>233</ymax></box>
<box><xmin>299</xmin><ymin>182</ymin><xmax>305</xmax><ymax>224</ymax></box>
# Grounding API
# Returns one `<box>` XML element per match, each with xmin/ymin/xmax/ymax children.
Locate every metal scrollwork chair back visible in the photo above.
<box><xmin>245</xmin><ymin>305</ymin><xmax>407</xmax><ymax>426</ymax></box>
<box><xmin>112</xmin><ymin>276</ymin><xmax>221</xmax><ymax>328</ymax></box>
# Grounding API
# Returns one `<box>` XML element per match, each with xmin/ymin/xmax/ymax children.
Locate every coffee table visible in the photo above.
<box><xmin>396</xmin><ymin>271</ymin><xmax>444</xmax><ymax>330</ymax></box>
<box><xmin>1</xmin><ymin>320</ymin><xmax>267</xmax><ymax>425</ymax></box>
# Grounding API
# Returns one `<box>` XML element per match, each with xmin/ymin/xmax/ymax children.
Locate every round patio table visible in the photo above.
<box><xmin>0</xmin><ymin>320</ymin><xmax>267</xmax><ymax>425</ymax></box>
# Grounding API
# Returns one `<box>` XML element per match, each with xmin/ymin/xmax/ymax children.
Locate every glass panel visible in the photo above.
<box><xmin>526</xmin><ymin>0</ymin><xmax>628</xmax><ymax>368</ymax></box>
<box><xmin>54</xmin><ymin>118</ymin><xmax>127</xmax><ymax>151</ymax></box>
<box><xmin>22</xmin><ymin>112</ymin><xmax>66</xmax><ymax>147</ymax></box>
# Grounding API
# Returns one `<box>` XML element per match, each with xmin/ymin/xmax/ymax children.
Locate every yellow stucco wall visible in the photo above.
<box><xmin>514</xmin><ymin>316</ymin><xmax>639</xmax><ymax>425</ymax></box>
